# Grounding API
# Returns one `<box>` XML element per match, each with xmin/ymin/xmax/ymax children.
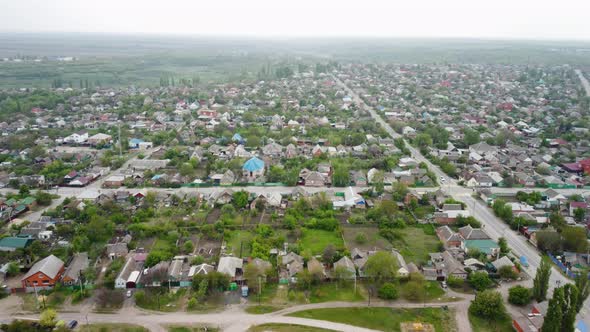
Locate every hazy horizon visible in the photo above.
<box><xmin>1</xmin><ymin>0</ymin><xmax>590</xmax><ymax>41</ymax></box>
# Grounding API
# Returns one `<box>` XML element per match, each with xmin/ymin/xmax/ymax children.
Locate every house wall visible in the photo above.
<box><xmin>22</xmin><ymin>267</ymin><xmax>64</xmax><ymax>288</ymax></box>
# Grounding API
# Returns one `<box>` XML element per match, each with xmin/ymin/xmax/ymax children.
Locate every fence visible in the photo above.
<box><xmin>547</xmin><ymin>253</ymin><xmax>576</xmax><ymax>279</ymax></box>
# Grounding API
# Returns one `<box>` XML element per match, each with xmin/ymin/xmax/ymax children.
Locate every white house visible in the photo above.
<box><xmin>63</xmin><ymin>131</ymin><xmax>88</xmax><ymax>144</ymax></box>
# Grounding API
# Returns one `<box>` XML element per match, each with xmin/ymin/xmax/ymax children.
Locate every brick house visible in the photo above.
<box><xmin>21</xmin><ymin>255</ymin><xmax>65</xmax><ymax>291</ymax></box>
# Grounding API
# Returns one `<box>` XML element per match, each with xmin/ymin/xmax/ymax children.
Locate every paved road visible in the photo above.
<box><xmin>3</xmin><ymin>297</ymin><xmax>471</xmax><ymax>332</ymax></box>
<box><xmin>576</xmin><ymin>69</ymin><xmax>590</xmax><ymax>96</ymax></box>
<box><xmin>332</xmin><ymin>73</ymin><xmax>590</xmax><ymax>324</ymax></box>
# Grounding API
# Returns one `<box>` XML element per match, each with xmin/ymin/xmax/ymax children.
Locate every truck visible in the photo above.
<box><xmin>520</xmin><ymin>255</ymin><xmax>529</xmax><ymax>268</ymax></box>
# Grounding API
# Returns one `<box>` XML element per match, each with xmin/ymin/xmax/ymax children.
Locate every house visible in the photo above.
<box><xmin>188</xmin><ymin>263</ymin><xmax>215</xmax><ymax>277</ymax></box>
<box><xmin>103</xmin><ymin>175</ymin><xmax>125</xmax><ymax>188</ymax></box>
<box><xmin>349</xmin><ymin>171</ymin><xmax>368</xmax><ymax>186</ymax></box>
<box><xmin>282</xmin><ymin>252</ymin><xmax>304</xmax><ymax>278</ymax></box>
<box><xmin>491</xmin><ymin>256</ymin><xmax>515</xmax><ymax>272</ymax></box>
<box><xmin>304</xmin><ymin>171</ymin><xmax>326</xmax><ymax>187</ymax></box>
<box><xmin>217</xmin><ymin>256</ymin><xmax>243</xmax><ymax>279</ymax></box>
<box><xmin>332</xmin><ymin>186</ymin><xmax>366</xmax><ymax>209</ymax></box>
<box><xmin>242</xmin><ymin>157</ymin><xmax>265</xmax><ymax>181</ymax></box>
<box><xmin>212</xmin><ymin>189</ymin><xmax>234</xmax><ymax>205</ymax></box>
<box><xmin>426</xmin><ymin>251</ymin><xmax>467</xmax><ymax>281</ymax></box>
<box><xmin>115</xmin><ymin>255</ymin><xmax>142</xmax><ymax>289</ymax></box>
<box><xmin>436</xmin><ymin>226</ymin><xmax>463</xmax><ymax>248</ymax></box>
<box><xmin>434</xmin><ymin>210</ymin><xmax>470</xmax><ymax>224</ymax></box>
<box><xmin>64</xmin><ymin>131</ymin><xmax>88</xmax><ymax>144</ymax></box>
<box><xmin>0</xmin><ymin>235</ymin><xmax>34</xmax><ymax>252</ymax></box>
<box><xmin>307</xmin><ymin>257</ymin><xmax>326</xmax><ymax>278</ymax></box>
<box><xmin>87</xmin><ymin>133</ymin><xmax>113</xmax><ymax>146</ymax></box>
<box><xmin>61</xmin><ymin>252</ymin><xmax>89</xmax><ymax>286</ymax></box>
<box><xmin>465</xmin><ymin>239</ymin><xmax>500</xmax><ymax>256</ymax></box>
<box><xmin>333</xmin><ymin>256</ymin><xmax>356</xmax><ymax>278</ymax></box>
<box><xmin>21</xmin><ymin>255</ymin><xmax>65</xmax><ymax>290</ymax></box>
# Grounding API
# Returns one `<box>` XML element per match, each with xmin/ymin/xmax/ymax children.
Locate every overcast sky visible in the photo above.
<box><xmin>1</xmin><ymin>0</ymin><xmax>589</xmax><ymax>40</ymax></box>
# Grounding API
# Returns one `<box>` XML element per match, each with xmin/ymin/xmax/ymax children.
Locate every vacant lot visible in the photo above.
<box><xmin>468</xmin><ymin>313</ymin><xmax>513</xmax><ymax>332</ymax></box>
<box><xmin>225</xmin><ymin>230</ymin><xmax>254</xmax><ymax>256</ymax></box>
<box><xmin>341</xmin><ymin>226</ymin><xmax>391</xmax><ymax>251</ymax></box>
<box><xmin>388</xmin><ymin>225</ymin><xmax>441</xmax><ymax>264</ymax></box>
<box><xmin>289</xmin><ymin>307</ymin><xmax>455</xmax><ymax>332</ymax></box>
<box><xmin>299</xmin><ymin>229</ymin><xmax>344</xmax><ymax>255</ymax></box>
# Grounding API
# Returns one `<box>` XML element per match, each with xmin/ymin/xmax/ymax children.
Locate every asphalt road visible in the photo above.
<box><xmin>332</xmin><ymin>73</ymin><xmax>590</xmax><ymax>323</ymax></box>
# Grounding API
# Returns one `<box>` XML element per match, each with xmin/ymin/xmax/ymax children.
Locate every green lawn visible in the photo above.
<box><xmin>341</xmin><ymin>226</ymin><xmax>392</xmax><ymax>251</ymax></box>
<box><xmin>468</xmin><ymin>312</ymin><xmax>513</xmax><ymax>332</ymax></box>
<box><xmin>389</xmin><ymin>226</ymin><xmax>442</xmax><ymax>264</ymax></box>
<box><xmin>79</xmin><ymin>324</ymin><xmax>148</xmax><ymax>332</ymax></box>
<box><xmin>307</xmin><ymin>282</ymin><xmax>366</xmax><ymax>303</ymax></box>
<box><xmin>245</xmin><ymin>305</ymin><xmax>282</xmax><ymax>314</ymax></box>
<box><xmin>134</xmin><ymin>288</ymin><xmax>187</xmax><ymax>312</ymax></box>
<box><xmin>289</xmin><ymin>307</ymin><xmax>455</xmax><ymax>332</ymax></box>
<box><xmin>226</xmin><ymin>230</ymin><xmax>254</xmax><ymax>256</ymax></box>
<box><xmin>168</xmin><ymin>326</ymin><xmax>219</xmax><ymax>332</ymax></box>
<box><xmin>299</xmin><ymin>229</ymin><xmax>344</xmax><ymax>255</ymax></box>
<box><xmin>399</xmin><ymin>281</ymin><xmax>446</xmax><ymax>302</ymax></box>
<box><xmin>248</xmin><ymin>323</ymin><xmax>336</xmax><ymax>332</ymax></box>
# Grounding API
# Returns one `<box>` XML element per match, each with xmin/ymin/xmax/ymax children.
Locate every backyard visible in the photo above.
<box><xmin>388</xmin><ymin>225</ymin><xmax>442</xmax><ymax>264</ymax></box>
<box><xmin>341</xmin><ymin>226</ymin><xmax>392</xmax><ymax>251</ymax></box>
<box><xmin>299</xmin><ymin>229</ymin><xmax>345</xmax><ymax>255</ymax></box>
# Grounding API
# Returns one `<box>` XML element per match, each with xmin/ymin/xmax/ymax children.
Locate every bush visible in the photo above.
<box><xmin>498</xmin><ymin>265</ymin><xmax>518</xmax><ymax>280</ymax></box>
<box><xmin>468</xmin><ymin>271</ymin><xmax>493</xmax><ymax>291</ymax></box>
<box><xmin>378</xmin><ymin>283</ymin><xmax>398</xmax><ymax>300</ymax></box>
<box><xmin>447</xmin><ymin>275</ymin><xmax>464</xmax><ymax>288</ymax></box>
<box><xmin>508</xmin><ymin>286</ymin><xmax>531</xmax><ymax>306</ymax></box>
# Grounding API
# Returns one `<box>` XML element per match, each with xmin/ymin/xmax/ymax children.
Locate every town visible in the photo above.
<box><xmin>0</xmin><ymin>30</ymin><xmax>589</xmax><ymax>332</ymax></box>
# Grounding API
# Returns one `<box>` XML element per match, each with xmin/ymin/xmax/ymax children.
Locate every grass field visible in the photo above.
<box><xmin>289</xmin><ymin>307</ymin><xmax>455</xmax><ymax>332</ymax></box>
<box><xmin>399</xmin><ymin>281</ymin><xmax>446</xmax><ymax>302</ymax></box>
<box><xmin>389</xmin><ymin>226</ymin><xmax>442</xmax><ymax>264</ymax></box>
<box><xmin>245</xmin><ymin>305</ymin><xmax>282</xmax><ymax>314</ymax></box>
<box><xmin>468</xmin><ymin>313</ymin><xmax>513</xmax><ymax>332</ymax></box>
<box><xmin>79</xmin><ymin>324</ymin><xmax>148</xmax><ymax>332</ymax></box>
<box><xmin>168</xmin><ymin>326</ymin><xmax>220</xmax><ymax>332</ymax></box>
<box><xmin>341</xmin><ymin>226</ymin><xmax>392</xmax><ymax>251</ymax></box>
<box><xmin>225</xmin><ymin>230</ymin><xmax>254</xmax><ymax>257</ymax></box>
<box><xmin>307</xmin><ymin>282</ymin><xmax>366</xmax><ymax>303</ymax></box>
<box><xmin>134</xmin><ymin>288</ymin><xmax>187</xmax><ymax>312</ymax></box>
<box><xmin>299</xmin><ymin>229</ymin><xmax>344</xmax><ymax>255</ymax></box>
<box><xmin>248</xmin><ymin>323</ymin><xmax>336</xmax><ymax>332</ymax></box>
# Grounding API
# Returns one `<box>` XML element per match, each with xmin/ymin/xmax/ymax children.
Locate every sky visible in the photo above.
<box><xmin>1</xmin><ymin>0</ymin><xmax>590</xmax><ymax>40</ymax></box>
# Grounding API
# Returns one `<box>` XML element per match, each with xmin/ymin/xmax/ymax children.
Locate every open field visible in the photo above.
<box><xmin>225</xmin><ymin>230</ymin><xmax>254</xmax><ymax>257</ymax></box>
<box><xmin>468</xmin><ymin>313</ymin><xmax>513</xmax><ymax>332</ymax></box>
<box><xmin>389</xmin><ymin>225</ymin><xmax>442</xmax><ymax>265</ymax></box>
<box><xmin>341</xmin><ymin>226</ymin><xmax>392</xmax><ymax>251</ymax></box>
<box><xmin>299</xmin><ymin>229</ymin><xmax>345</xmax><ymax>255</ymax></box>
<box><xmin>289</xmin><ymin>307</ymin><xmax>455</xmax><ymax>332</ymax></box>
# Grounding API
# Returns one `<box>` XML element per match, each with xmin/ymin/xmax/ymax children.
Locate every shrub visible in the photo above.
<box><xmin>447</xmin><ymin>275</ymin><xmax>464</xmax><ymax>288</ymax></box>
<box><xmin>378</xmin><ymin>283</ymin><xmax>398</xmax><ymax>300</ymax></box>
<box><xmin>498</xmin><ymin>265</ymin><xmax>518</xmax><ymax>280</ymax></box>
<box><xmin>508</xmin><ymin>286</ymin><xmax>531</xmax><ymax>306</ymax></box>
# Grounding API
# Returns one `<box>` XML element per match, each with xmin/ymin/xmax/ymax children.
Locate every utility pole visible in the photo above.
<box><xmin>258</xmin><ymin>276</ymin><xmax>261</xmax><ymax>305</ymax></box>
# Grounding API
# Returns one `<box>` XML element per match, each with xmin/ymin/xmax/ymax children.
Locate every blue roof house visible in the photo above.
<box><xmin>243</xmin><ymin>157</ymin><xmax>265</xmax><ymax>181</ymax></box>
<box><xmin>129</xmin><ymin>138</ymin><xmax>145</xmax><ymax>149</ymax></box>
<box><xmin>232</xmin><ymin>133</ymin><xmax>245</xmax><ymax>144</ymax></box>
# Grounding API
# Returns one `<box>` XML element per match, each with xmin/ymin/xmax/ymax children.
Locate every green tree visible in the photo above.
<box><xmin>574</xmin><ymin>208</ymin><xmax>586</xmax><ymax>223</ymax></box>
<box><xmin>34</xmin><ymin>191</ymin><xmax>53</xmax><ymax>206</ymax></box>
<box><xmin>469</xmin><ymin>290</ymin><xmax>507</xmax><ymax>321</ymax></box>
<box><xmin>322</xmin><ymin>244</ymin><xmax>336</xmax><ymax>265</ymax></box>
<box><xmin>378</xmin><ymin>282</ymin><xmax>398</xmax><ymax>300</ymax></box>
<box><xmin>575</xmin><ymin>270</ymin><xmax>590</xmax><ymax>313</ymax></box>
<box><xmin>508</xmin><ymin>286</ymin><xmax>531</xmax><ymax>306</ymax></box>
<box><xmin>39</xmin><ymin>309</ymin><xmax>57</xmax><ymax>328</ymax></box>
<box><xmin>533</xmin><ymin>257</ymin><xmax>551</xmax><ymax>302</ymax></box>
<box><xmin>498</xmin><ymin>265</ymin><xmax>518</xmax><ymax>280</ymax></box>
<box><xmin>364</xmin><ymin>251</ymin><xmax>397</xmax><ymax>284</ymax></box>
<box><xmin>468</xmin><ymin>271</ymin><xmax>493</xmax><ymax>291</ymax></box>
<box><xmin>498</xmin><ymin>237</ymin><xmax>509</xmax><ymax>255</ymax></box>
<box><xmin>562</xmin><ymin>226</ymin><xmax>588</xmax><ymax>253</ymax></box>
<box><xmin>561</xmin><ymin>284</ymin><xmax>578</xmax><ymax>332</ymax></box>
<box><xmin>542</xmin><ymin>287</ymin><xmax>563</xmax><ymax>332</ymax></box>
<box><xmin>232</xmin><ymin>191</ymin><xmax>249</xmax><ymax>209</ymax></box>
<box><xmin>182</xmin><ymin>240</ymin><xmax>194</xmax><ymax>254</ymax></box>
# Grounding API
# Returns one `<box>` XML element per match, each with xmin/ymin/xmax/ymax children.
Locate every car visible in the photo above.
<box><xmin>440</xmin><ymin>176</ymin><xmax>446</xmax><ymax>182</ymax></box>
<box><xmin>126</xmin><ymin>290</ymin><xmax>132</xmax><ymax>298</ymax></box>
<box><xmin>66</xmin><ymin>320</ymin><xmax>78</xmax><ymax>329</ymax></box>
<box><xmin>441</xmin><ymin>281</ymin><xmax>448</xmax><ymax>289</ymax></box>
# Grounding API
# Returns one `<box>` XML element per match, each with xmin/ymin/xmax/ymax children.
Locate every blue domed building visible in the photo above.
<box><xmin>242</xmin><ymin>156</ymin><xmax>265</xmax><ymax>181</ymax></box>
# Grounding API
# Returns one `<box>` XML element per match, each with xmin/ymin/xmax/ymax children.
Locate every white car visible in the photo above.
<box><xmin>126</xmin><ymin>290</ymin><xmax>132</xmax><ymax>298</ymax></box>
<box><xmin>440</xmin><ymin>176</ymin><xmax>446</xmax><ymax>182</ymax></box>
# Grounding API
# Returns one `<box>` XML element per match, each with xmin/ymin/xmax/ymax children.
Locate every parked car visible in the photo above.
<box><xmin>126</xmin><ymin>290</ymin><xmax>133</xmax><ymax>298</ymax></box>
<box><xmin>66</xmin><ymin>320</ymin><xmax>78</xmax><ymax>329</ymax></box>
<box><xmin>441</xmin><ymin>281</ymin><xmax>448</xmax><ymax>289</ymax></box>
